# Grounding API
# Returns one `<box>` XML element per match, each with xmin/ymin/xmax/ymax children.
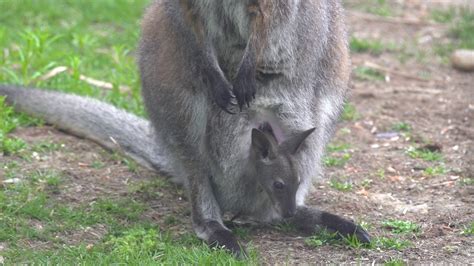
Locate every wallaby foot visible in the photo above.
<box><xmin>288</xmin><ymin>206</ymin><xmax>371</xmax><ymax>243</ymax></box>
<box><xmin>200</xmin><ymin>221</ymin><xmax>246</xmax><ymax>258</ymax></box>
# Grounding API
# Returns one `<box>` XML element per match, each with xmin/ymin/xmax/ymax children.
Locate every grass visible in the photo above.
<box><xmin>460</xmin><ymin>222</ymin><xmax>474</xmax><ymax>236</ymax></box>
<box><xmin>353</xmin><ymin>66</ymin><xmax>385</xmax><ymax>81</ymax></box>
<box><xmin>352</xmin><ymin>0</ymin><xmax>393</xmax><ymax>17</ymax></box>
<box><xmin>0</xmin><ymin>166</ymin><xmax>257</xmax><ymax>264</ymax></box>
<box><xmin>432</xmin><ymin>8</ymin><xmax>474</xmax><ymax>60</ymax></box>
<box><xmin>384</xmin><ymin>258</ymin><xmax>406</xmax><ymax>266</ymax></box>
<box><xmin>329</xmin><ymin>178</ymin><xmax>353</xmax><ymax>192</ymax></box>
<box><xmin>406</xmin><ymin>146</ymin><xmax>443</xmax><ymax>162</ymax></box>
<box><xmin>324</xmin><ymin>154</ymin><xmax>351</xmax><ymax>167</ymax></box>
<box><xmin>341</xmin><ymin>103</ymin><xmax>360</xmax><ymax>121</ymax></box>
<box><xmin>392</xmin><ymin>122</ymin><xmax>412</xmax><ymax>132</ymax></box>
<box><xmin>350</xmin><ymin>37</ymin><xmax>397</xmax><ymax>55</ymax></box>
<box><xmin>423</xmin><ymin>165</ymin><xmax>447</xmax><ymax>176</ymax></box>
<box><xmin>324</xmin><ymin>140</ymin><xmax>352</xmax><ymax>168</ymax></box>
<box><xmin>459</xmin><ymin>177</ymin><xmax>474</xmax><ymax>186</ymax></box>
<box><xmin>305</xmin><ymin>229</ymin><xmax>411</xmax><ymax>251</ymax></box>
<box><xmin>382</xmin><ymin>219</ymin><xmax>420</xmax><ymax>234</ymax></box>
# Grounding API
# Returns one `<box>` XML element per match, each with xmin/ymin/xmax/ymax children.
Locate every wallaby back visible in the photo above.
<box><xmin>0</xmin><ymin>85</ymin><xmax>172</xmax><ymax>174</ymax></box>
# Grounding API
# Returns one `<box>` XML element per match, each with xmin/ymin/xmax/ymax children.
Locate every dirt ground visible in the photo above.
<box><xmin>2</xmin><ymin>0</ymin><xmax>473</xmax><ymax>264</ymax></box>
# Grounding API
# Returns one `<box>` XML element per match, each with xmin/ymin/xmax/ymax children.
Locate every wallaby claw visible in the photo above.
<box><xmin>320</xmin><ymin>211</ymin><xmax>371</xmax><ymax>243</ymax></box>
<box><xmin>208</xmin><ymin>228</ymin><xmax>247</xmax><ymax>258</ymax></box>
<box><xmin>211</xmin><ymin>84</ymin><xmax>237</xmax><ymax>114</ymax></box>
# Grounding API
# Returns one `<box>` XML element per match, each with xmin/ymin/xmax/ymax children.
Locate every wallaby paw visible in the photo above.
<box><xmin>208</xmin><ymin>229</ymin><xmax>247</xmax><ymax>258</ymax></box>
<box><xmin>211</xmin><ymin>82</ymin><xmax>238</xmax><ymax>114</ymax></box>
<box><xmin>232</xmin><ymin>68</ymin><xmax>256</xmax><ymax>111</ymax></box>
<box><xmin>204</xmin><ymin>70</ymin><xmax>238</xmax><ymax>114</ymax></box>
<box><xmin>321</xmin><ymin>212</ymin><xmax>371</xmax><ymax>243</ymax></box>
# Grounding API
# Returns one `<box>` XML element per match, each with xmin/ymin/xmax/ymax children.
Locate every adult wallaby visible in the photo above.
<box><xmin>0</xmin><ymin>0</ymin><xmax>370</xmax><ymax>257</ymax></box>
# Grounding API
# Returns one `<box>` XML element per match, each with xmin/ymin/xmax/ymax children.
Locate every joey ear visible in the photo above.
<box><xmin>251</xmin><ymin>128</ymin><xmax>272</xmax><ymax>158</ymax></box>
<box><xmin>280</xmin><ymin>127</ymin><xmax>316</xmax><ymax>154</ymax></box>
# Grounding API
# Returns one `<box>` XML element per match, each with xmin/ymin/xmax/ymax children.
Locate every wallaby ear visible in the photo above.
<box><xmin>280</xmin><ymin>127</ymin><xmax>316</xmax><ymax>155</ymax></box>
<box><xmin>251</xmin><ymin>128</ymin><xmax>272</xmax><ymax>158</ymax></box>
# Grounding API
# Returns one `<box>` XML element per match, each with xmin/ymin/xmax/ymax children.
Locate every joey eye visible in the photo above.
<box><xmin>273</xmin><ymin>181</ymin><xmax>284</xmax><ymax>190</ymax></box>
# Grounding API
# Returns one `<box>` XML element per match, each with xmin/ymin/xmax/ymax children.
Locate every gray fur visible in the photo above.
<box><xmin>0</xmin><ymin>0</ymin><xmax>370</xmax><ymax>257</ymax></box>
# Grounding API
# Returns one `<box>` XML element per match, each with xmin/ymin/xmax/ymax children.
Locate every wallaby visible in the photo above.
<box><xmin>0</xmin><ymin>0</ymin><xmax>370</xmax><ymax>257</ymax></box>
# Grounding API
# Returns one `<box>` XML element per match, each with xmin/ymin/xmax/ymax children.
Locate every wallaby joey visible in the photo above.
<box><xmin>0</xmin><ymin>0</ymin><xmax>370</xmax><ymax>257</ymax></box>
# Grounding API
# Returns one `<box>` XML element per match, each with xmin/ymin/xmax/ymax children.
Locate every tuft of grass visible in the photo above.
<box><xmin>305</xmin><ymin>230</ymin><xmax>339</xmax><ymax>248</ymax></box>
<box><xmin>365</xmin><ymin>0</ymin><xmax>392</xmax><ymax>17</ymax></box>
<box><xmin>406</xmin><ymin>146</ymin><xmax>443</xmax><ymax>162</ymax></box>
<box><xmin>354</xmin><ymin>66</ymin><xmax>385</xmax><ymax>81</ymax></box>
<box><xmin>274</xmin><ymin>222</ymin><xmax>297</xmax><ymax>233</ymax></box>
<box><xmin>324</xmin><ymin>153</ymin><xmax>351</xmax><ymax>167</ymax></box>
<box><xmin>450</xmin><ymin>9</ymin><xmax>474</xmax><ymax>50</ymax></box>
<box><xmin>326</xmin><ymin>143</ymin><xmax>351</xmax><ymax>153</ymax></box>
<box><xmin>31</xmin><ymin>141</ymin><xmax>63</xmax><ymax>153</ymax></box>
<box><xmin>460</xmin><ymin>222</ymin><xmax>474</xmax><ymax>236</ymax></box>
<box><xmin>329</xmin><ymin>178</ymin><xmax>353</xmax><ymax>192</ymax></box>
<box><xmin>384</xmin><ymin>258</ymin><xmax>406</xmax><ymax>266</ymax></box>
<box><xmin>431</xmin><ymin>8</ymin><xmax>457</xmax><ymax>23</ymax></box>
<box><xmin>350</xmin><ymin>37</ymin><xmax>397</xmax><ymax>55</ymax></box>
<box><xmin>341</xmin><ymin>103</ymin><xmax>360</xmax><ymax>121</ymax></box>
<box><xmin>382</xmin><ymin>219</ymin><xmax>420</xmax><ymax>234</ymax></box>
<box><xmin>423</xmin><ymin>165</ymin><xmax>447</xmax><ymax>176</ymax></box>
<box><xmin>459</xmin><ymin>177</ymin><xmax>473</xmax><ymax>186</ymax></box>
<box><xmin>376</xmin><ymin>237</ymin><xmax>411</xmax><ymax>250</ymax></box>
<box><xmin>433</xmin><ymin>8</ymin><xmax>474</xmax><ymax>60</ymax></box>
<box><xmin>392</xmin><ymin>122</ymin><xmax>412</xmax><ymax>132</ymax></box>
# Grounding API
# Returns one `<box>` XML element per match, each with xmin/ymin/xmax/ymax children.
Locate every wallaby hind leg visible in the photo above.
<box><xmin>188</xmin><ymin>171</ymin><xmax>246</xmax><ymax>257</ymax></box>
<box><xmin>287</xmin><ymin>206</ymin><xmax>371</xmax><ymax>243</ymax></box>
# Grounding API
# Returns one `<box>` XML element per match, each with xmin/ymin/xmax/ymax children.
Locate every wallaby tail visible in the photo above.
<box><xmin>0</xmin><ymin>85</ymin><xmax>173</xmax><ymax>175</ymax></box>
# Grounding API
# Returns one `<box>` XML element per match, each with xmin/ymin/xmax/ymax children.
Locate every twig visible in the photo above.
<box><xmin>348</xmin><ymin>11</ymin><xmax>442</xmax><ymax>27</ymax></box>
<box><xmin>34</xmin><ymin>66</ymin><xmax>131</xmax><ymax>93</ymax></box>
<box><xmin>363</xmin><ymin>61</ymin><xmax>444</xmax><ymax>82</ymax></box>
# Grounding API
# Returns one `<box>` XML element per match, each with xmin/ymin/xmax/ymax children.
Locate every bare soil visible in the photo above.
<box><xmin>1</xmin><ymin>0</ymin><xmax>473</xmax><ymax>264</ymax></box>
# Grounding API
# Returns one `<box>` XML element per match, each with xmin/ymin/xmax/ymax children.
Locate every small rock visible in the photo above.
<box><xmin>2</xmin><ymin>178</ymin><xmax>21</xmax><ymax>184</ymax></box>
<box><xmin>375</xmin><ymin>131</ymin><xmax>399</xmax><ymax>140</ymax></box>
<box><xmin>451</xmin><ymin>49</ymin><xmax>474</xmax><ymax>71</ymax></box>
<box><xmin>371</xmin><ymin>144</ymin><xmax>380</xmax><ymax>149</ymax></box>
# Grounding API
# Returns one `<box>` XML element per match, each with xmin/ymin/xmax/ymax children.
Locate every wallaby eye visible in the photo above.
<box><xmin>273</xmin><ymin>181</ymin><xmax>284</xmax><ymax>190</ymax></box>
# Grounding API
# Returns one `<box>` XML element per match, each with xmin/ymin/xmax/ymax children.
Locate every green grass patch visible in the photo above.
<box><xmin>3</xmin><ymin>225</ymin><xmax>258</xmax><ymax>265</ymax></box>
<box><xmin>376</xmin><ymin>237</ymin><xmax>411</xmax><ymax>250</ymax></box>
<box><xmin>354</xmin><ymin>66</ymin><xmax>385</xmax><ymax>81</ymax></box>
<box><xmin>382</xmin><ymin>219</ymin><xmax>420</xmax><ymax>234</ymax></box>
<box><xmin>423</xmin><ymin>165</ymin><xmax>447</xmax><ymax>176</ymax></box>
<box><xmin>324</xmin><ymin>153</ymin><xmax>351</xmax><ymax>167</ymax></box>
<box><xmin>326</xmin><ymin>143</ymin><xmax>351</xmax><ymax>153</ymax></box>
<box><xmin>459</xmin><ymin>177</ymin><xmax>474</xmax><ymax>186</ymax></box>
<box><xmin>305</xmin><ymin>229</ymin><xmax>411</xmax><ymax>251</ymax></box>
<box><xmin>31</xmin><ymin>141</ymin><xmax>63</xmax><ymax>153</ymax></box>
<box><xmin>392</xmin><ymin>122</ymin><xmax>412</xmax><ymax>132</ymax></box>
<box><xmin>461</xmin><ymin>222</ymin><xmax>474</xmax><ymax>236</ymax></box>
<box><xmin>431</xmin><ymin>8</ymin><xmax>457</xmax><ymax>23</ymax></box>
<box><xmin>0</xmin><ymin>0</ymin><xmax>148</xmax><ymax>116</ymax></box>
<box><xmin>384</xmin><ymin>258</ymin><xmax>406</xmax><ymax>266</ymax></box>
<box><xmin>0</xmin><ymin>165</ymin><xmax>257</xmax><ymax>264</ymax></box>
<box><xmin>433</xmin><ymin>8</ymin><xmax>474</xmax><ymax>60</ymax></box>
<box><xmin>406</xmin><ymin>146</ymin><xmax>443</xmax><ymax>162</ymax></box>
<box><xmin>350</xmin><ymin>37</ymin><xmax>397</xmax><ymax>55</ymax></box>
<box><xmin>365</xmin><ymin>0</ymin><xmax>392</xmax><ymax>17</ymax></box>
<box><xmin>341</xmin><ymin>103</ymin><xmax>360</xmax><ymax>121</ymax></box>
<box><xmin>329</xmin><ymin>178</ymin><xmax>353</xmax><ymax>192</ymax></box>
